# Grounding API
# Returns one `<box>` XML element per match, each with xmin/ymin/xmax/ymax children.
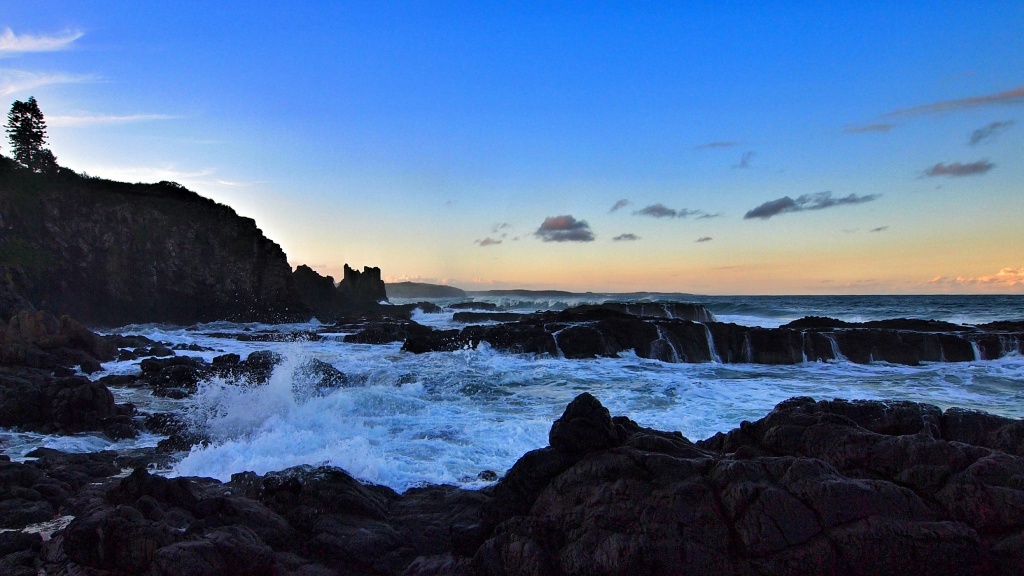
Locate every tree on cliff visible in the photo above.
<box><xmin>6</xmin><ymin>97</ymin><xmax>58</xmax><ymax>172</ymax></box>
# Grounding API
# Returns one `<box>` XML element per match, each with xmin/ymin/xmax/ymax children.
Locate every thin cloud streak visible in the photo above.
<box><xmin>883</xmin><ymin>86</ymin><xmax>1024</xmax><ymax>117</ymax></box>
<box><xmin>0</xmin><ymin>69</ymin><xmax>96</xmax><ymax>96</ymax></box>
<box><xmin>968</xmin><ymin>120</ymin><xmax>1015</xmax><ymax>145</ymax></box>
<box><xmin>694</xmin><ymin>141</ymin><xmax>739</xmax><ymax>150</ymax></box>
<box><xmin>534</xmin><ymin>215</ymin><xmax>595</xmax><ymax>242</ymax></box>
<box><xmin>48</xmin><ymin>113</ymin><xmax>177</xmax><ymax>127</ymax></box>
<box><xmin>0</xmin><ymin>27</ymin><xmax>83</xmax><ymax>56</ymax></box>
<box><xmin>476</xmin><ymin>237</ymin><xmax>502</xmax><ymax>247</ymax></box>
<box><xmin>695</xmin><ymin>236</ymin><xmax>713</xmax><ymax>243</ymax></box>
<box><xmin>609</xmin><ymin>199</ymin><xmax>630</xmax><ymax>213</ymax></box>
<box><xmin>923</xmin><ymin>160</ymin><xmax>994</xmax><ymax>177</ymax></box>
<box><xmin>612</xmin><ymin>233</ymin><xmax>639</xmax><ymax>242</ymax></box>
<box><xmin>744</xmin><ymin>191</ymin><xmax>880</xmax><ymax>220</ymax></box>
<box><xmin>733</xmin><ymin>151</ymin><xmax>755</xmax><ymax>169</ymax></box>
<box><xmin>845</xmin><ymin>123</ymin><xmax>894</xmax><ymax>134</ymax></box>
<box><xmin>870</xmin><ymin>226</ymin><xmax>889</xmax><ymax>233</ymax></box>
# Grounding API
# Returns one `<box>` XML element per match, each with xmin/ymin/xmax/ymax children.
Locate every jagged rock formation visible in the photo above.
<box><xmin>4</xmin><ymin>394</ymin><xmax>1023</xmax><ymax>574</ymax></box>
<box><xmin>0</xmin><ymin>157</ymin><xmax>305</xmax><ymax>325</ymax></box>
<box><xmin>338</xmin><ymin>264</ymin><xmax>387</xmax><ymax>304</ymax></box>
<box><xmin>292</xmin><ymin>264</ymin><xmax>388</xmax><ymax>321</ymax></box>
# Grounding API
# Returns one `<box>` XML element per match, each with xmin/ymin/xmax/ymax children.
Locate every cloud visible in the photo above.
<box><xmin>870</xmin><ymin>226</ymin><xmax>889</xmax><ymax>233</ymax></box>
<box><xmin>695</xmin><ymin>141</ymin><xmax>739</xmax><ymax>150</ymax></box>
<box><xmin>928</xmin><ymin>268</ymin><xmax>1024</xmax><ymax>288</ymax></box>
<box><xmin>733</xmin><ymin>151</ymin><xmax>755</xmax><ymax>169</ymax></box>
<box><xmin>634</xmin><ymin>203</ymin><xmax>678</xmax><ymax>218</ymax></box>
<box><xmin>632</xmin><ymin>203</ymin><xmax>717</xmax><ymax>219</ymax></box>
<box><xmin>922</xmin><ymin>160</ymin><xmax>994</xmax><ymax>177</ymax></box>
<box><xmin>534</xmin><ymin>215</ymin><xmax>595</xmax><ymax>242</ymax></box>
<box><xmin>968</xmin><ymin>120</ymin><xmax>1015</xmax><ymax>145</ymax></box>
<box><xmin>476</xmin><ymin>237</ymin><xmax>502</xmax><ymax>247</ymax></box>
<box><xmin>0</xmin><ymin>27</ymin><xmax>83</xmax><ymax>56</ymax></box>
<box><xmin>612</xmin><ymin>233</ymin><xmax>639</xmax><ymax>242</ymax></box>
<box><xmin>845</xmin><ymin>123</ymin><xmax>895</xmax><ymax>134</ymax></box>
<box><xmin>0</xmin><ymin>69</ymin><xmax>96</xmax><ymax>96</ymax></box>
<box><xmin>695</xmin><ymin>236</ymin><xmax>713</xmax><ymax>243</ymax></box>
<box><xmin>609</xmin><ymin>199</ymin><xmax>630</xmax><ymax>213</ymax></box>
<box><xmin>883</xmin><ymin>86</ymin><xmax>1024</xmax><ymax>117</ymax></box>
<box><xmin>47</xmin><ymin>113</ymin><xmax>177</xmax><ymax>127</ymax></box>
<box><xmin>744</xmin><ymin>191</ymin><xmax>880</xmax><ymax>220</ymax></box>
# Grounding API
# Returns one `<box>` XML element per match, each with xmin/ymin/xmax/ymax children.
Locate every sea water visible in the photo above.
<box><xmin>2</xmin><ymin>294</ymin><xmax>1022</xmax><ymax>492</ymax></box>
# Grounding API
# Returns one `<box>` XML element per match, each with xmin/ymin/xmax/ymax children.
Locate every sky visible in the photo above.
<box><xmin>2</xmin><ymin>1</ymin><xmax>1022</xmax><ymax>294</ymax></box>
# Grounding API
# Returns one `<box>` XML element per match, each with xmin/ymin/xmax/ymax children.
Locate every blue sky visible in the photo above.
<box><xmin>2</xmin><ymin>2</ymin><xmax>1023</xmax><ymax>293</ymax></box>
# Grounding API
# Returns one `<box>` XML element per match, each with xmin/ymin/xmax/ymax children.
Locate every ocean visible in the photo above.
<box><xmin>3</xmin><ymin>293</ymin><xmax>1022</xmax><ymax>493</ymax></box>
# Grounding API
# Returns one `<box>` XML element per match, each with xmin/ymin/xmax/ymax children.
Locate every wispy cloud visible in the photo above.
<box><xmin>0</xmin><ymin>27</ymin><xmax>83</xmax><ymax>56</ymax></box>
<box><xmin>695</xmin><ymin>236</ymin><xmax>713</xmax><ymax>243</ymax></box>
<box><xmin>87</xmin><ymin>165</ymin><xmax>215</xmax><ymax>184</ymax></box>
<box><xmin>968</xmin><ymin>120</ymin><xmax>1015</xmax><ymax>145</ymax></box>
<box><xmin>0</xmin><ymin>69</ymin><xmax>96</xmax><ymax>96</ymax></box>
<box><xmin>695</xmin><ymin>141</ymin><xmax>739</xmax><ymax>150</ymax></box>
<box><xmin>634</xmin><ymin>203</ymin><xmax>678</xmax><ymax>218</ymax></box>
<box><xmin>928</xmin><ymin>267</ymin><xmax>1024</xmax><ymax>288</ymax></box>
<box><xmin>883</xmin><ymin>86</ymin><xmax>1024</xmax><ymax>117</ymax></box>
<box><xmin>612</xmin><ymin>233</ymin><xmax>639</xmax><ymax>242</ymax></box>
<box><xmin>870</xmin><ymin>226</ymin><xmax>889</xmax><ymax>233</ymax></box>
<box><xmin>48</xmin><ymin>113</ymin><xmax>177</xmax><ymax>127</ymax></box>
<box><xmin>845</xmin><ymin>123</ymin><xmax>895</xmax><ymax>134</ymax></box>
<box><xmin>534</xmin><ymin>215</ymin><xmax>595</xmax><ymax>242</ymax></box>
<box><xmin>633</xmin><ymin>203</ymin><xmax>717</xmax><ymax>219</ymax></box>
<box><xmin>922</xmin><ymin>160</ymin><xmax>994</xmax><ymax>177</ymax></box>
<box><xmin>609</xmin><ymin>199</ymin><xmax>630</xmax><ymax>213</ymax></box>
<box><xmin>744</xmin><ymin>191</ymin><xmax>880</xmax><ymax>220</ymax></box>
<box><xmin>733</xmin><ymin>151</ymin><xmax>755</xmax><ymax>169</ymax></box>
<box><xmin>476</xmin><ymin>237</ymin><xmax>502</xmax><ymax>247</ymax></box>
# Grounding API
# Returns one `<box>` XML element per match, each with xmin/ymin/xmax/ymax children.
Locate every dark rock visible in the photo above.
<box><xmin>453</xmin><ymin>311</ymin><xmax>529</xmax><ymax>323</ymax></box>
<box><xmin>0</xmin><ymin>160</ymin><xmax>306</xmax><ymax>324</ymax></box>
<box><xmin>450</xmin><ymin>301</ymin><xmax>499</xmax><ymax>311</ymax></box>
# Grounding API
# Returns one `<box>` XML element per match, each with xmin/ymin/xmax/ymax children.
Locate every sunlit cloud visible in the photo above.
<box><xmin>845</xmin><ymin>123</ymin><xmax>894</xmax><ymax>134</ymax></box>
<box><xmin>0</xmin><ymin>69</ymin><xmax>96</xmax><ymax>96</ymax></box>
<box><xmin>0</xmin><ymin>27</ymin><xmax>83</xmax><ymax>56</ymax></box>
<box><xmin>694</xmin><ymin>141</ymin><xmax>739</xmax><ymax>150</ymax></box>
<box><xmin>612</xmin><ymin>233</ymin><xmax>639</xmax><ymax>242</ymax></box>
<box><xmin>928</xmin><ymin>268</ymin><xmax>1024</xmax><ymax>288</ymax></box>
<box><xmin>609</xmin><ymin>199</ymin><xmax>630</xmax><ymax>213</ymax></box>
<box><xmin>883</xmin><ymin>86</ymin><xmax>1024</xmax><ymax>117</ymax></box>
<box><xmin>48</xmin><ymin>113</ymin><xmax>177</xmax><ymax>127</ymax></box>
<box><xmin>476</xmin><ymin>237</ymin><xmax>502</xmax><ymax>247</ymax></box>
<box><xmin>922</xmin><ymin>160</ymin><xmax>994</xmax><ymax>177</ymax></box>
<box><xmin>534</xmin><ymin>215</ymin><xmax>595</xmax><ymax>242</ymax></box>
<box><xmin>744</xmin><ymin>191</ymin><xmax>880</xmax><ymax>220</ymax></box>
<box><xmin>695</xmin><ymin>236</ymin><xmax>713</xmax><ymax>243</ymax></box>
<box><xmin>968</xmin><ymin>120</ymin><xmax>1015</xmax><ymax>145</ymax></box>
<box><xmin>733</xmin><ymin>151</ymin><xmax>755</xmax><ymax>169</ymax></box>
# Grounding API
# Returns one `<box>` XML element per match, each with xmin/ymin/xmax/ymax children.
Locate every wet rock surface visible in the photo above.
<box><xmin>1</xmin><ymin>394</ymin><xmax>1022</xmax><ymax>575</ymax></box>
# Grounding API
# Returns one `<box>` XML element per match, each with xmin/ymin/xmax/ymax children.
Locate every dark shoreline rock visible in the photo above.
<box><xmin>2</xmin><ymin>394</ymin><xmax>1022</xmax><ymax>575</ymax></box>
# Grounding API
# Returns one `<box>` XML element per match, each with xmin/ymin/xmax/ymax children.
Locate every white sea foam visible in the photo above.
<box><xmin>7</xmin><ymin>293</ymin><xmax>1023</xmax><ymax>493</ymax></box>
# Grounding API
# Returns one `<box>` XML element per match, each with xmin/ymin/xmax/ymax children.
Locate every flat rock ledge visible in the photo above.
<box><xmin>2</xmin><ymin>394</ymin><xmax>1023</xmax><ymax>575</ymax></box>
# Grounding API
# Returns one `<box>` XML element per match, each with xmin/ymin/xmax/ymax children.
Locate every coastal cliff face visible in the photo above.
<box><xmin>0</xmin><ymin>158</ymin><xmax>305</xmax><ymax>325</ymax></box>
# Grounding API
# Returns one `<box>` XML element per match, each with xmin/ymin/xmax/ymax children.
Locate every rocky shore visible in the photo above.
<box><xmin>0</xmin><ymin>392</ymin><xmax>1022</xmax><ymax>575</ymax></box>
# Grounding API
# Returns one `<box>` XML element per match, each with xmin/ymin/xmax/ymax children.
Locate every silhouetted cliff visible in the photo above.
<box><xmin>0</xmin><ymin>157</ymin><xmax>306</xmax><ymax>325</ymax></box>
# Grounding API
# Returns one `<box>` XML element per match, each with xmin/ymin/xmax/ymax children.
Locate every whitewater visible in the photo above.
<box><xmin>2</xmin><ymin>294</ymin><xmax>1022</xmax><ymax>493</ymax></box>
